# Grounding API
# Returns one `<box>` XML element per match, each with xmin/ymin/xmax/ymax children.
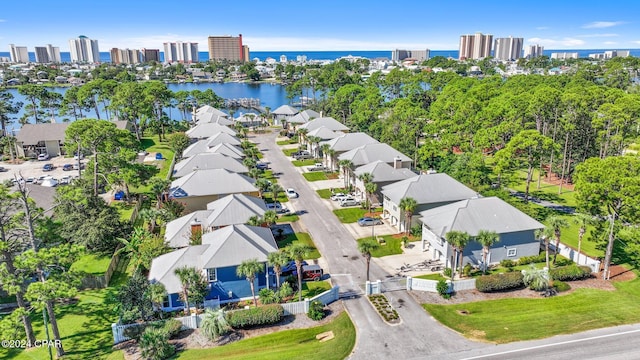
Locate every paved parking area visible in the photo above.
<box><xmin>0</xmin><ymin>157</ymin><xmax>84</xmax><ymax>183</ymax></box>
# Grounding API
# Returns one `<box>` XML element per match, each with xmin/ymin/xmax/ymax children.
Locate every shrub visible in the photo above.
<box><xmin>476</xmin><ymin>272</ymin><xmax>524</xmax><ymax>293</ymax></box>
<box><xmin>554</xmin><ymin>257</ymin><xmax>574</xmax><ymax>267</ymax></box>
<box><xmin>278</xmin><ymin>282</ymin><xmax>294</xmax><ymax>299</ymax></box>
<box><xmin>259</xmin><ymin>288</ymin><xmax>278</xmax><ymax>304</ymax></box>
<box><xmin>500</xmin><ymin>259</ymin><xmax>516</xmax><ymax>270</ymax></box>
<box><xmin>553</xmin><ymin>280</ymin><xmax>571</xmax><ymax>292</ymax></box>
<box><xmin>162</xmin><ymin>319</ymin><xmax>183</xmax><ymax>339</ymax></box>
<box><xmin>436</xmin><ymin>279</ymin><xmax>450</xmax><ymax>299</ymax></box>
<box><xmin>225</xmin><ymin>304</ymin><xmax>284</xmax><ymax>329</ymax></box>
<box><xmin>522</xmin><ymin>266</ymin><xmax>549</xmax><ymax>291</ymax></box>
<box><xmin>307</xmin><ymin>300</ymin><xmax>325</xmax><ymax>321</ymax></box>
<box><xmin>518</xmin><ymin>253</ymin><xmax>546</xmax><ymax>266</ymax></box>
<box><xmin>200</xmin><ymin>308</ymin><xmax>230</xmax><ymax>340</ymax></box>
<box><xmin>123</xmin><ymin>324</ymin><xmax>147</xmax><ymax>341</ymax></box>
<box><xmin>443</xmin><ymin>267</ymin><xmax>453</xmax><ymax>278</ymax></box>
<box><xmin>463</xmin><ymin>263</ymin><xmax>473</xmax><ymax>277</ymax></box>
<box><xmin>410</xmin><ymin>225</ymin><xmax>422</xmax><ymax>238</ymax></box>
<box><xmin>550</xmin><ymin>265</ymin><xmax>592</xmax><ymax>281</ymax></box>
<box><xmin>139</xmin><ymin>327</ymin><xmax>174</xmax><ymax>360</ymax></box>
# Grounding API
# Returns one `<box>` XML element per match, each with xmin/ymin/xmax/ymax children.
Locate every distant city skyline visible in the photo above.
<box><xmin>1</xmin><ymin>1</ymin><xmax>639</xmax><ymax>52</ymax></box>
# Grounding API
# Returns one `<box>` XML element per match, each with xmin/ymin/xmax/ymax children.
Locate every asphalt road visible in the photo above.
<box><xmin>254</xmin><ymin>131</ymin><xmax>485</xmax><ymax>359</ymax></box>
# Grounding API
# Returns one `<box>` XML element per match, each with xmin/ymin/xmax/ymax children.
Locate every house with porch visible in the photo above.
<box><xmin>419</xmin><ymin>196</ymin><xmax>544</xmax><ymax>269</ymax></box>
<box><xmin>185</xmin><ymin>123</ymin><xmax>236</xmax><ymax>140</ymax></box>
<box><xmin>320</xmin><ymin>132</ymin><xmax>379</xmax><ymax>171</ymax></box>
<box><xmin>193</xmin><ymin>105</ymin><xmax>230</xmax><ymax>125</ymax></box>
<box><xmin>297</xmin><ymin>117</ymin><xmax>349</xmax><ymax>133</ymax></box>
<box><xmin>169</xmin><ymin>168</ymin><xmax>259</xmax><ymax>212</ymax></box>
<box><xmin>287</xmin><ymin>109</ymin><xmax>320</xmax><ymax>126</ymax></box>
<box><xmin>272</xmin><ymin>105</ymin><xmax>298</xmax><ymax>126</ymax></box>
<box><xmin>353</xmin><ymin>160</ymin><xmax>416</xmax><ymax>203</ymax></box>
<box><xmin>164</xmin><ymin>194</ymin><xmax>268</xmax><ymax>248</ymax></box>
<box><xmin>172</xmin><ymin>153</ymin><xmax>248</xmax><ymax>178</ymax></box>
<box><xmin>380</xmin><ymin>172</ymin><xmax>477</xmax><ymax>233</ymax></box>
<box><xmin>304</xmin><ymin>126</ymin><xmax>344</xmax><ymax>156</ymax></box>
<box><xmin>205</xmin><ymin>132</ymin><xmax>242</xmax><ymax>148</ymax></box>
<box><xmin>149</xmin><ymin>224</ymin><xmax>279</xmax><ymax>310</ymax></box>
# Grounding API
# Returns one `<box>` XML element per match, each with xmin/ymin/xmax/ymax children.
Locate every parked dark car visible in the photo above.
<box><xmin>114</xmin><ymin>191</ymin><xmax>125</xmax><ymax>201</ymax></box>
<box><xmin>42</xmin><ymin>163</ymin><xmax>54</xmax><ymax>172</ymax></box>
<box><xmin>62</xmin><ymin>164</ymin><xmax>73</xmax><ymax>171</ymax></box>
<box><xmin>256</xmin><ymin>162</ymin><xmax>269</xmax><ymax>170</ymax></box>
<box><xmin>281</xmin><ymin>260</ymin><xmax>308</xmax><ymax>275</ymax></box>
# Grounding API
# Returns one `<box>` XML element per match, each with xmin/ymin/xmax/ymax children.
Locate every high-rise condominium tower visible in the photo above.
<box><xmin>163</xmin><ymin>42</ymin><xmax>199</xmax><ymax>63</ymax></box>
<box><xmin>110</xmin><ymin>48</ymin><xmax>141</xmax><ymax>64</ymax></box>
<box><xmin>141</xmin><ymin>49</ymin><xmax>160</xmax><ymax>63</ymax></box>
<box><xmin>459</xmin><ymin>33</ymin><xmax>493</xmax><ymax>60</ymax></box>
<box><xmin>9</xmin><ymin>44</ymin><xmax>29</xmax><ymax>63</ymax></box>
<box><xmin>208</xmin><ymin>34</ymin><xmax>248</xmax><ymax>62</ymax></box>
<box><xmin>494</xmin><ymin>36</ymin><xmax>524</xmax><ymax>61</ymax></box>
<box><xmin>392</xmin><ymin>49</ymin><xmax>431</xmax><ymax>62</ymax></box>
<box><xmin>69</xmin><ymin>35</ymin><xmax>100</xmax><ymax>63</ymax></box>
<box><xmin>34</xmin><ymin>44</ymin><xmax>62</xmax><ymax>63</ymax></box>
<box><xmin>524</xmin><ymin>44</ymin><xmax>544</xmax><ymax>59</ymax></box>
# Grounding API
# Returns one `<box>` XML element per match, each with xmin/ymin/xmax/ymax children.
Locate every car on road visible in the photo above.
<box><xmin>286</xmin><ymin>188</ymin><xmax>298</xmax><ymax>198</ymax></box>
<box><xmin>256</xmin><ymin>162</ymin><xmax>269</xmax><ymax>170</ymax></box>
<box><xmin>0</xmin><ymin>166</ymin><xmax>6</xmax><ymax>172</ymax></box>
<box><xmin>59</xmin><ymin>176</ymin><xmax>71</xmax><ymax>185</ymax></box>
<box><xmin>62</xmin><ymin>164</ymin><xmax>73</xmax><ymax>171</ymax></box>
<box><xmin>42</xmin><ymin>163</ymin><xmax>54</xmax><ymax>172</ymax></box>
<box><xmin>37</xmin><ymin>153</ymin><xmax>49</xmax><ymax>161</ymax></box>
<box><xmin>25</xmin><ymin>177</ymin><xmax>36</xmax><ymax>184</ymax></box>
<box><xmin>73</xmin><ymin>152</ymin><xmax>84</xmax><ymax>160</ymax></box>
<box><xmin>340</xmin><ymin>197</ymin><xmax>360</xmax><ymax>207</ymax></box>
<box><xmin>331</xmin><ymin>193</ymin><xmax>348</xmax><ymax>201</ymax></box>
<box><xmin>73</xmin><ymin>163</ymin><xmax>85</xmax><ymax>170</ymax></box>
<box><xmin>265</xmin><ymin>201</ymin><xmax>289</xmax><ymax>214</ymax></box>
<box><xmin>357</xmin><ymin>217</ymin><xmax>383</xmax><ymax>226</ymax></box>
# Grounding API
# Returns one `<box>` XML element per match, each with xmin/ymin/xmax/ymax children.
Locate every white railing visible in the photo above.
<box><xmin>451</xmin><ymin>279</ymin><xmax>476</xmax><ymax>292</ymax></box>
<box><xmin>551</xmin><ymin>242</ymin><xmax>601</xmax><ymax>273</ymax></box>
<box><xmin>405</xmin><ymin>276</ymin><xmax>476</xmax><ymax>293</ymax></box>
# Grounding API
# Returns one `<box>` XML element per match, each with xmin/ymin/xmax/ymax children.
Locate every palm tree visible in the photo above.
<box><xmin>326</xmin><ymin>148</ymin><xmax>336</xmax><ymax>171</ymax></box>
<box><xmin>137</xmin><ymin>207</ymin><xmax>162</xmax><ymax>233</ymax></box>
<box><xmin>320</xmin><ymin>143</ymin><xmax>330</xmax><ymax>167</ymax></box>
<box><xmin>573</xmin><ymin>213</ymin><xmax>593</xmax><ymax>265</ymax></box>
<box><xmin>338</xmin><ymin>159</ymin><xmax>354</xmax><ymax>190</ymax></box>
<box><xmin>476</xmin><ymin>230</ymin><xmax>499</xmax><ymax>274</ymax></box>
<box><xmin>269</xmin><ymin>183</ymin><xmax>284</xmax><ymax>201</ymax></box>
<box><xmin>200</xmin><ymin>308</ymin><xmax>230</xmax><ymax>340</ymax></box>
<box><xmin>536</xmin><ymin>227</ymin><xmax>554</xmax><ymax>269</ymax></box>
<box><xmin>247</xmin><ymin>215</ymin><xmax>262</xmax><ymax>227</ymax></box>
<box><xmin>296</xmin><ymin>128</ymin><xmax>308</xmax><ymax>145</ymax></box>
<box><xmin>236</xmin><ymin>259</ymin><xmax>264</xmax><ymax>307</ymax></box>
<box><xmin>262</xmin><ymin>210</ymin><xmax>278</xmax><ymax>227</ymax></box>
<box><xmin>116</xmin><ymin>226</ymin><xmax>153</xmax><ymax>272</ymax></box>
<box><xmin>357</xmin><ymin>238</ymin><xmax>380</xmax><ymax>281</ymax></box>
<box><xmin>365</xmin><ymin>182</ymin><xmax>378</xmax><ymax>214</ymax></box>
<box><xmin>546</xmin><ymin>215</ymin><xmax>569</xmax><ymax>265</ymax></box>
<box><xmin>307</xmin><ymin>135</ymin><xmax>321</xmax><ymax>158</ymax></box>
<box><xmin>286</xmin><ymin>243</ymin><xmax>314</xmax><ymax>301</ymax></box>
<box><xmin>174</xmin><ymin>266</ymin><xmax>201</xmax><ymax>315</ymax></box>
<box><xmin>148</xmin><ymin>282</ymin><xmax>167</xmax><ymax>318</ymax></box>
<box><xmin>149</xmin><ymin>178</ymin><xmax>170</xmax><ymax>208</ymax></box>
<box><xmin>248</xmin><ymin>167</ymin><xmax>261</xmax><ymax>180</ymax></box>
<box><xmin>399</xmin><ymin>197</ymin><xmax>418</xmax><ymax>235</ymax></box>
<box><xmin>446</xmin><ymin>230</ymin><xmax>470</xmax><ymax>279</ymax></box>
<box><xmin>268</xmin><ymin>251</ymin><xmax>290</xmax><ymax>288</ymax></box>
<box><xmin>255</xmin><ymin>178</ymin><xmax>271</xmax><ymax>198</ymax></box>
<box><xmin>243</xmin><ymin>156</ymin><xmax>257</xmax><ymax>169</ymax></box>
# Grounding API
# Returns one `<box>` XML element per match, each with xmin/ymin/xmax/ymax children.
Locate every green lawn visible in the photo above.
<box><xmin>175</xmin><ymin>312</ymin><xmax>355</xmax><ymax>360</ymax></box>
<box><xmin>263</xmin><ymin>192</ymin><xmax>289</xmax><ymax>204</ymax></box>
<box><xmin>277</xmin><ymin>233</ymin><xmax>321</xmax><ymax>259</ymax></box>
<box><xmin>276</xmin><ymin>139</ymin><xmax>298</xmax><ymax>145</ymax></box>
<box><xmin>333</xmin><ymin>208</ymin><xmax>369</xmax><ymax>223</ymax></box>
<box><xmin>369</xmin><ymin>235</ymin><xmax>404</xmax><ymax>257</ymax></box>
<box><xmin>423</xmin><ymin>277</ymin><xmax>640</xmax><ymax>344</ymax></box>
<box><xmin>140</xmin><ymin>136</ymin><xmax>175</xmax><ymax>182</ymax></box>
<box><xmin>260</xmin><ymin>170</ymin><xmax>276</xmax><ymax>182</ymax></box>
<box><xmin>303</xmin><ymin>172</ymin><xmax>328</xmax><ymax>181</ymax></box>
<box><xmin>512</xmin><ymin>169</ymin><xmax>578</xmax><ymax>208</ymax></box>
<box><xmin>276</xmin><ymin>214</ymin><xmax>300</xmax><ymax>223</ymax></box>
<box><xmin>112</xmin><ymin>201</ymin><xmax>136</xmax><ymax>222</ymax></box>
<box><xmin>283</xmin><ymin>148</ymin><xmax>300</xmax><ymax>156</ymax></box>
<box><xmin>544</xmin><ymin>214</ymin><xmax>602</xmax><ymax>259</ymax></box>
<box><xmin>415</xmin><ymin>273</ymin><xmax>447</xmax><ymax>281</ymax></box>
<box><xmin>292</xmin><ymin>159</ymin><xmax>317</xmax><ymax>167</ymax></box>
<box><xmin>71</xmin><ymin>254</ymin><xmax>112</xmax><ymax>275</ymax></box>
<box><xmin>316</xmin><ymin>188</ymin><xmax>347</xmax><ymax>199</ymax></box>
<box><xmin>300</xmin><ymin>281</ymin><xmax>332</xmax><ymax>298</ymax></box>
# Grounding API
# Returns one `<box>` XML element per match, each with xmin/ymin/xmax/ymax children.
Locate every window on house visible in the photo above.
<box><xmin>507</xmin><ymin>248</ymin><xmax>517</xmax><ymax>257</ymax></box>
<box><xmin>393</xmin><ymin>205</ymin><xmax>397</xmax><ymax>211</ymax></box>
<box><xmin>162</xmin><ymin>296</ymin><xmax>170</xmax><ymax>308</ymax></box>
<box><xmin>207</xmin><ymin>268</ymin><xmax>217</xmax><ymax>282</ymax></box>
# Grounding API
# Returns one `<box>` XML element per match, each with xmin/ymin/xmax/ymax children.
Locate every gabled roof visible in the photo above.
<box><xmin>419</xmin><ymin>197</ymin><xmax>544</xmax><ymax>238</ymax></box>
<box><xmin>381</xmin><ymin>173</ymin><xmax>477</xmax><ymax>205</ymax></box>
<box><xmin>306</xmin><ymin>126</ymin><xmax>343</xmax><ymax>140</ymax></box>
<box><xmin>338</xmin><ymin>143</ymin><xmax>411</xmax><ymax>167</ymax></box>
<box><xmin>165</xmin><ymin>210</ymin><xmax>213</xmax><ymax>248</ymax></box>
<box><xmin>288</xmin><ymin>109</ymin><xmax>321</xmax><ymax>124</ymax></box>
<box><xmin>15</xmin><ymin>120</ymin><xmax>132</xmax><ymax>145</ymax></box>
<box><xmin>195</xmin><ymin>105</ymin><xmax>228</xmax><ymax>118</ymax></box>
<box><xmin>206</xmin><ymin>143</ymin><xmax>245</xmax><ymax>159</ymax></box>
<box><xmin>149</xmin><ymin>225</ymin><xmax>277</xmax><ymax>294</ymax></box>
<box><xmin>173</xmin><ymin>153</ymin><xmax>248</xmax><ymax>178</ymax></box>
<box><xmin>321</xmin><ymin>132</ymin><xmax>379</xmax><ymax>153</ymax></box>
<box><xmin>272</xmin><ymin>104</ymin><xmax>299</xmax><ymax>116</ymax></box>
<box><xmin>169</xmin><ymin>168</ymin><xmax>257</xmax><ymax>198</ymax></box>
<box><xmin>206</xmin><ymin>194</ymin><xmax>267</xmax><ymax>228</ymax></box>
<box><xmin>298</xmin><ymin>117</ymin><xmax>349</xmax><ymax>132</ymax></box>
<box><xmin>235</xmin><ymin>114</ymin><xmax>265</xmax><ymax>124</ymax></box>
<box><xmin>205</xmin><ymin>132</ymin><xmax>241</xmax><ymax>147</ymax></box>
<box><xmin>182</xmin><ymin>139</ymin><xmax>209</xmax><ymax>158</ymax></box>
<box><xmin>196</xmin><ymin>114</ymin><xmax>235</xmax><ymax>126</ymax></box>
<box><xmin>354</xmin><ymin>160</ymin><xmax>416</xmax><ymax>183</ymax></box>
<box><xmin>185</xmin><ymin>123</ymin><xmax>236</xmax><ymax>139</ymax></box>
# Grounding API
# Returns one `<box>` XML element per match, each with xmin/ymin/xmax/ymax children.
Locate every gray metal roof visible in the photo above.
<box><xmin>15</xmin><ymin>120</ymin><xmax>131</xmax><ymax>145</ymax></box>
<box><xmin>164</xmin><ymin>210</ymin><xmax>213</xmax><ymax>248</ymax></box>
<box><xmin>205</xmin><ymin>194</ymin><xmax>267</xmax><ymax>228</ymax></box>
<box><xmin>185</xmin><ymin>123</ymin><xmax>236</xmax><ymax>139</ymax></box>
<box><xmin>306</xmin><ymin>126</ymin><xmax>343</xmax><ymax>140</ymax></box>
<box><xmin>206</xmin><ymin>143</ymin><xmax>245</xmax><ymax>159</ymax></box>
<box><xmin>338</xmin><ymin>143</ymin><xmax>411</xmax><ymax>167</ymax></box>
<box><xmin>147</xmin><ymin>245</ymin><xmax>208</xmax><ymax>293</ymax></box>
<box><xmin>272</xmin><ymin>105</ymin><xmax>299</xmax><ymax>115</ymax></box>
<box><xmin>354</xmin><ymin>160</ymin><xmax>417</xmax><ymax>182</ymax></box>
<box><xmin>419</xmin><ymin>196</ymin><xmax>544</xmax><ymax>238</ymax></box>
<box><xmin>196</xmin><ymin>114</ymin><xmax>234</xmax><ymax>126</ymax></box>
<box><xmin>173</xmin><ymin>153</ymin><xmax>248</xmax><ymax>178</ymax></box>
<box><xmin>381</xmin><ymin>173</ymin><xmax>477</xmax><ymax>205</ymax></box>
<box><xmin>195</xmin><ymin>105</ymin><xmax>228</xmax><ymax>118</ymax></box>
<box><xmin>169</xmin><ymin>168</ymin><xmax>257</xmax><ymax>198</ymax></box>
<box><xmin>205</xmin><ymin>132</ymin><xmax>241</xmax><ymax>147</ymax></box>
<box><xmin>321</xmin><ymin>132</ymin><xmax>379</xmax><ymax>152</ymax></box>
<box><xmin>299</xmin><ymin>117</ymin><xmax>349</xmax><ymax>132</ymax></box>
<box><xmin>288</xmin><ymin>109</ymin><xmax>321</xmax><ymax>124</ymax></box>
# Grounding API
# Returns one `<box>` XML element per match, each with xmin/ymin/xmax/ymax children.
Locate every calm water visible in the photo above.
<box><xmin>4</xmin><ymin>82</ymin><xmax>293</xmax><ymax>133</ymax></box>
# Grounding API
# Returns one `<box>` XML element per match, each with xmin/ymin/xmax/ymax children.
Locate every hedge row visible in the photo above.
<box><xmin>225</xmin><ymin>304</ymin><xmax>284</xmax><ymax>328</ymax></box>
<box><xmin>550</xmin><ymin>265</ymin><xmax>592</xmax><ymax>281</ymax></box>
<box><xmin>476</xmin><ymin>272</ymin><xmax>524</xmax><ymax>293</ymax></box>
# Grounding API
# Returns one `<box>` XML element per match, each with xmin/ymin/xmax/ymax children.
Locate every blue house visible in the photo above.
<box><xmin>148</xmin><ymin>224</ymin><xmax>279</xmax><ymax>311</ymax></box>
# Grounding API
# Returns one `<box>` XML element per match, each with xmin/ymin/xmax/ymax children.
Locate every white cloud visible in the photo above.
<box><xmin>603</xmin><ymin>41</ymin><xmax>618</xmax><ymax>45</ymax></box>
<box><xmin>527</xmin><ymin>37</ymin><xmax>586</xmax><ymax>47</ymax></box>
<box><xmin>577</xmin><ymin>33</ymin><xmax>619</xmax><ymax>38</ymax></box>
<box><xmin>632</xmin><ymin>40</ymin><xmax>640</xmax><ymax>45</ymax></box>
<box><xmin>0</xmin><ymin>19</ymin><xmax>5</xmax><ymax>22</ymax></box>
<box><xmin>582</xmin><ymin>21</ymin><xmax>626</xmax><ymax>29</ymax></box>
<box><xmin>535</xmin><ymin>26</ymin><xmax>550</xmax><ymax>30</ymax></box>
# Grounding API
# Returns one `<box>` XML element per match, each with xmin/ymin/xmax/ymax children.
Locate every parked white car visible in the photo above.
<box><xmin>37</xmin><ymin>153</ymin><xmax>49</xmax><ymax>161</ymax></box>
<box><xmin>340</xmin><ymin>197</ymin><xmax>360</xmax><ymax>207</ymax></box>
<box><xmin>286</xmin><ymin>188</ymin><xmax>299</xmax><ymax>198</ymax></box>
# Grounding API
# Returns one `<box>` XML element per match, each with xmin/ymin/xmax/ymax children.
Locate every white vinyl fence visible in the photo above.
<box><xmin>551</xmin><ymin>242</ymin><xmax>601</xmax><ymax>273</ymax></box>
<box><xmin>112</xmin><ymin>286</ymin><xmax>340</xmax><ymax>344</ymax></box>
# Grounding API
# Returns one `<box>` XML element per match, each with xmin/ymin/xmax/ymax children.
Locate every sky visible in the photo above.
<box><xmin>2</xmin><ymin>0</ymin><xmax>640</xmax><ymax>52</ymax></box>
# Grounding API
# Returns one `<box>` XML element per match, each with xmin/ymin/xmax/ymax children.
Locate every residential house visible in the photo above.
<box><xmin>304</xmin><ymin>126</ymin><xmax>344</xmax><ymax>156</ymax></box>
<box><xmin>169</xmin><ymin>168</ymin><xmax>259</xmax><ymax>211</ymax></box>
<box><xmin>381</xmin><ymin>172</ymin><xmax>477</xmax><ymax>232</ymax></box>
<box><xmin>193</xmin><ymin>105</ymin><xmax>230</xmax><ymax>124</ymax></box>
<box><xmin>205</xmin><ymin>132</ymin><xmax>242</xmax><ymax>148</ymax></box>
<box><xmin>164</xmin><ymin>194</ymin><xmax>267</xmax><ymax>248</ymax></box>
<box><xmin>298</xmin><ymin>117</ymin><xmax>349</xmax><ymax>133</ymax></box>
<box><xmin>353</xmin><ymin>160</ymin><xmax>416</xmax><ymax>203</ymax></box>
<box><xmin>287</xmin><ymin>109</ymin><xmax>321</xmax><ymax>126</ymax></box>
<box><xmin>182</xmin><ymin>140</ymin><xmax>244</xmax><ymax>158</ymax></box>
<box><xmin>185</xmin><ymin>123</ymin><xmax>236</xmax><ymax>140</ymax></box>
<box><xmin>419</xmin><ymin>196</ymin><xmax>544</xmax><ymax>268</ymax></box>
<box><xmin>172</xmin><ymin>153</ymin><xmax>249</xmax><ymax>178</ymax></box>
<box><xmin>272</xmin><ymin>105</ymin><xmax>298</xmax><ymax>126</ymax></box>
<box><xmin>320</xmin><ymin>132</ymin><xmax>379</xmax><ymax>170</ymax></box>
<box><xmin>234</xmin><ymin>113</ymin><xmax>265</xmax><ymax>128</ymax></box>
<box><xmin>149</xmin><ymin>224</ymin><xmax>278</xmax><ymax>310</ymax></box>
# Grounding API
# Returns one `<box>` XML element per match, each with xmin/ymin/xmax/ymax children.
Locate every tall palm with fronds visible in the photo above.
<box><xmin>174</xmin><ymin>266</ymin><xmax>200</xmax><ymax>315</ymax></box>
<box><xmin>262</xmin><ymin>210</ymin><xmax>278</xmax><ymax>227</ymax></box>
<box><xmin>365</xmin><ymin>182</ymin><xmax>378</xmax><ymax>214</ymax></box>
<box><xmin>116</xmin><ymin>226</ymin><xmax>153</xmax><ymax>272</ymax></box>
<box><xmin>446</xmin><ymin>231</ymin><xmax>470</xmax><ymax>278</ymax></box>
<box><xmin>308</xmin><ymin>136</ymin><xmax>322</xmax><ymax>158</ymax></box>
<box><xmin>236</xmin><ymin>259</ymin><xmax>264</xmax><ymax>307</ymax></box>
<box><xmin>573</xmin><ymin>213</ymin><xmax>593</xmax><ymax>265</ymax></box>
<box><xmin>326</xmin><ymin>148</ymin><xmax>336</xmax><ymax>171</ymax></box>
<box><xmin>286</xmin><ymin>243</ymin><xmax>313</xmax><ymax>301</ymax></box>
<box><xmin>476</xmin><ymin>230</ymin><xmax>499</xmax><ymax>274</ymax></box>
<box><xmin>338</xmin><ymin>159</ymin><xmax>354</xmax><ymax>190</ymax></box>
<box><xmin>296</xmin><ymin>128</ymin><xmax>308</xmax><ymax>145</ymax></box>
<box><xmin>255</xmin><ymin>178</ymin><xmax>271</xmax><ymax>198</ymax></box>
<box><xmin>320</xmin><ymin>143</ymin><xmax>330</xmax><ymax>167</ymax></box>
<box><xmin>357</xmin><ymin>238</ymin><xmax>380</xmax><ymax>281</ymax></box>
<box><xmin>358</xmin><ymin>172</ymin><xmax>373</xmax><ymax>207</ymax></box>
<box><xmin>148</xmin><ymin>282</ymin><xmax>167</xmax><ymax>318</ymax></box>
<box><xmin>268</xmin><ymin>251</ymin><xmax>290</xmax><ymax>288</ymax></box>
<box><xmin>269</xmin><ymin>183</ymin><xmax>284</xmax><ymax>201</ymax></box>
<box><xmin>399</xmin><ymin>197</ymin><xmax>418</xmax><ymax>234</ymax></box>
<box><xmin>246</xmin><ymin>215</ymin><xmax>262</xmax><ymax>227</ymax></box>
<box><xmin>546</xmin><ymin>215</ymin><xmax>569</xmax><ymax>265</ymax></box>
<box><xmin>536</xmin><ymin>227</ymin><xmax>554</xmax><ymax>269</ymax></box>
